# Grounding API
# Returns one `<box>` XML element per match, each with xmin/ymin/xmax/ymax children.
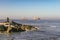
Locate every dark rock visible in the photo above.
<box><xmin>0</xmin><ymin>25</ymin><xmax>7</xmax><ymax>31</ymax></box>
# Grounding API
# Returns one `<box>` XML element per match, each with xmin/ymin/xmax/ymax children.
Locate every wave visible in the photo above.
<box><xmin>50</xmin><ymin>25</ymin><xmax>57</xmax><ymax>28</ymax></box>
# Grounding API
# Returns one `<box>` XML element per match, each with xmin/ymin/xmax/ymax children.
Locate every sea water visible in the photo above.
<box><xmin>0</xmin><ymin>19</ymin><xmax>60</xmax><ymax>40</ymax></box>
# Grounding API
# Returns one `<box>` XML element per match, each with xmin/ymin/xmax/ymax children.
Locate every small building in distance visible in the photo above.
<box><xmin>33</xmin><ymin>16</ymin><xmax>40</xmax><ymax>20</ymax></box>
<box><xmin>21</xmin><ymin>16</ymin><xmax>27</xmax><ymax>20</ymax></box>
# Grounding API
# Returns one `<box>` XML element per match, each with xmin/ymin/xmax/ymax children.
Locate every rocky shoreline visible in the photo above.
<box><xmin>0</xmin><ymin>17</ymin><xmax>39</xmax><ymax>34</ymax></box>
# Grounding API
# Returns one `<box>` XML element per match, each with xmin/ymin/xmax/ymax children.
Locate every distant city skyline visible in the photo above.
<box><xmin>0</xmin><ymin>0</ymin><xmax>60</xmax><ymax>19</ymax></box>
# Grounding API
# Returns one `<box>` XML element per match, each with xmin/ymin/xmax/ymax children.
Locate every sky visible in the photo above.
<box><xmin>0</xmin><ymin>0</ymin><xmax>60</xmax><ymax>19</ymax></box>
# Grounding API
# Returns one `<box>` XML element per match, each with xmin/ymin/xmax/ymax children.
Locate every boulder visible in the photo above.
<box><xmin>20</xmin><ymin>25</ymin><xmax>38</xmax><ymax>31</ymax></box>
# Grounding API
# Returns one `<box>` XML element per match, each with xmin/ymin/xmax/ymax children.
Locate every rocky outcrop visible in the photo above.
<box><xmin>0</xmin><ymin>18</ymin><xmax>39</xmax><ymax>33</ymax></box>
<box><xmin>6</xmin><ymin>21</ymin><xmax>38</xmax><ymax>33</ymax></box>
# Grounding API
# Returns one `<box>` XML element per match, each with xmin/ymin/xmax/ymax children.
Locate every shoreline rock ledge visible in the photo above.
<box><xmin>0</xmin><ymin>17</ymin><xmax>39</xmax><ymax>33</ymax></box>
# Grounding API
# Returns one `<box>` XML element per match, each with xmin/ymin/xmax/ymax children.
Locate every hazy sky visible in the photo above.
<box><xmin>0</xmin><ymin>0</ymin><xmax>60</xmax><ymax>19</ymax></box>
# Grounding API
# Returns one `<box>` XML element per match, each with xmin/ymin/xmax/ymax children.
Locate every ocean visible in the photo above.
<box><xmin>0</xmin><ymin>19</ymin><xmax>60</xmax><ymax>40</ymax></box>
